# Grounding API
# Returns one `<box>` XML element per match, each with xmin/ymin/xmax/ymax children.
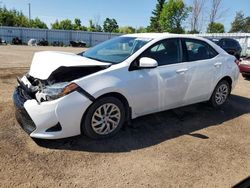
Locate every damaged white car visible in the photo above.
<box><xmin>13</xmin><ymin>33</ymin><xmax>239</xmax><ymax>139</ymax></box>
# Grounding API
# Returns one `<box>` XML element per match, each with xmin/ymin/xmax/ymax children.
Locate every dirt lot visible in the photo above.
<box><xmin>0</xmin><ymin>45</ymin><xmax>249</xmax><ymax>188</ymax></box>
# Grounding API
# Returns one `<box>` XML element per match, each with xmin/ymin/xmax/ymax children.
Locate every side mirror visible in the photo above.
<box><xmin>139</xmin><ymin>57</ymin><xmax>158</xmax><ymax>68</ymax></box>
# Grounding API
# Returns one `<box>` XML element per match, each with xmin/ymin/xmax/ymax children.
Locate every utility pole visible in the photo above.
<box><xmin>28</xmin><ymin>3</ymin><xmax>31</xmax><ymax>20</ymax></box>
<box><xmin>0</xmin><ymin>1</ymin><xmax>2</xmax><ymax>26</ymax></box>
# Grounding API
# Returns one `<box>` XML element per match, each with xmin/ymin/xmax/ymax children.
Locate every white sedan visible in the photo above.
<box><xmin>13</xmin><ymin>33</ymin><xmax>239</xmax><ymax>139</ymax></box>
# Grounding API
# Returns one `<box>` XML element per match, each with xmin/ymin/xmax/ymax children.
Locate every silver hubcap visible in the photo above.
<box><xmin>215</xmin><ymin>84</ymin><xmax>229</xmax><ymax>105</ymax></box>
<box><xmin>91</xmin><ymin>103</ymin><xmax>121</xmax><ymax>135</ymax></box>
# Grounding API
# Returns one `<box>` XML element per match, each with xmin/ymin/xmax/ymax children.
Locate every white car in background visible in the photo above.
<box><xmin>13</xmin><ymin>33</ymin><xmax>239</xmax><ymax>139</ymax></box>
<box><xmin>28</xmin><ymin>39</ymin><xmax>38</xmax><ymax>46</ymax></box>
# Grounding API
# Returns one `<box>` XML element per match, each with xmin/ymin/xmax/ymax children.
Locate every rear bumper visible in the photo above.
<box><xmin>13</xmin><ymin>87</ymin><xmax>36</xmax><ymax>134</ymax></box>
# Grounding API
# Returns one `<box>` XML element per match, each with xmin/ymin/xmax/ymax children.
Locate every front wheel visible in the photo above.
<box><xmin>82</xmin><ymin>97</ymin><xmax>125</xmax><ymax>139</ymax></box>
<box><xmin>209</xmin><ymin>80</ymin><xmax>231</xmax><ymax>108</ymax></box>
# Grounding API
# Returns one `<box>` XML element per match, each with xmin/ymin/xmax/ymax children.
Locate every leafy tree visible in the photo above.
<box><xmin>229</xmin><ymin>12</ymin><xmax>245</xmax><ymax>33</ymax></box>
<box><xmin>230</xmin><ymin>12</ymin><xmax>250</xmax><ymax>33</ymax></box>
<box><xmin>159</xmin><ymin>0</ymin><xmax>191</xmax><ymax>34</ymax></box>
<box><xmin>74</xmin><ymin>18</ymin><xmax>81</xmax><ymax>27</ymax></box>
<box><xmin>207</xmin><ymin>22</ymin><xmax>225</xmax><ymax>33</ymax></box>
<box><xmin>245</xmin><ymin>17</ymin><xmax>250</xmax><ymax>32</ymax></box>
<box><xmin>51</xmin><ymin>18</ymin><xmax>88</xmax><ymax>31</ymax></box>
<box><xmin>0</xmin><ymin>7</ymin><xmax>30</xmax><ymax>27</ymax></box>
<box><xmin>0</xmin><ymin>7</ymin><xmax>15</xmax><ymax>26</ymax></box>
<box><xmin>136</xmin><ymin>26</ymin><xmax>147</xmax><ymax>33</ymax></box>
<box><xmin>103</xmin><ymin>18</ymin><xmax>119</xmax><ymax>33</ymax></box>
<box><xmin>73</xmin><ymin>18</ymin><xmax>87</xmax><ymax>31</ymax></box>
<box><xmin>59</xmin><ymin>19</ymin><xmax>73</xmax><ymax>30</ymax></box>
<box><xmin>88</xmin><ymin>19</ymin><xmax>102</xmax><ymax>32</ymax></box>
<box><xmin>149</xmin><ymin>0</ymin><xmax>165</xmax><ymax>32</ymax></box>
<box><xmin>51</xmin><ymin>19</ymin><xmax>74</xmax><ymax>30</ymax></box>
<box><xmin>30</xmin><ymin>17</ymin><xmax>48</xmax><ymax>29</ymax></box>
<box><xmin>95</xmin><ymin>25</ymin><xmax>102</xmax><ymax>32</ymax></box>
<box><xmin>51</xmin><ymin>20</ymin><xmax>60</xmax><ymax>29</ymax></box>
<box><xmin>118</xmin><ymin>26</ymin><xmax>136</xmax><ymax>34</ymax></box>
<box><xmin>0</xmin><ymin>9</ymin><xmax>45</xmax><ymax>28</ymax></box>
<box><xmin>88</xmin><ymin>20</ymin><xmax>95</xmax><ymax>32</ymax></box>
<box><xmin>15</xmin><ymin>12</ymin><xmax>30</xmax><ymax>27</ymax></box>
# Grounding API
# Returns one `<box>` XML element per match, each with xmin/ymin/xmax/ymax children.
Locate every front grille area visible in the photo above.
<box><xmin>13</xmin><ymin>87</ymin><xmax>36</xmax><ymax>134</ymax></box>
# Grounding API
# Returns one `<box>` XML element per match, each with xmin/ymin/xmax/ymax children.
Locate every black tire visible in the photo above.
<box><xmin>209</xmin><ymin>80</ymin><xmax>231</xmax><ymax>108</ymax></box>
<box><xmin>242</xmin><ymin>74</ymin><xmax>250</xmax><ymax>79</ymax></box>
<box><xmin>82</xmin><ymin>97</ymin><xmax>125</xmax><ymax>139</ymax></box>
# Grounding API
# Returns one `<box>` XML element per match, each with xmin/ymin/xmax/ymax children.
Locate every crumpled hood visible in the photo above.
<box><xmin>29</xmin><ymin>51</ymin><xmax>111</xmax><ymax>80</ymax></box>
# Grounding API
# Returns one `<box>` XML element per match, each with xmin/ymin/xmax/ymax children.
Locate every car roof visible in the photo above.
<box><xmin>124</xmin><ymin>33</ymin><xmax>227</xmax><ymax>55</ymax></box>
<box><xmin>124</xmin><ymin>33</ymin><xmax>205</xmax><ymax>40</ymax></box>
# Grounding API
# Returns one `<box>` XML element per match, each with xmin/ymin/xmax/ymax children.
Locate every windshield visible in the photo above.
<box><xmin>82</xmin><ymin>37</ymin><xmax>152</xmax><ymax>64</ymax></box>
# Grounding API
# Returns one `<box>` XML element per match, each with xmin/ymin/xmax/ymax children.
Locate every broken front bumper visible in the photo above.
<box><xmin>13</xmin><ymin>86</ymin><xmax>93</xmax><ymax>139</ymax></box>
<box><xmin>13</xmin><ymin>87</ymin><xmax>36</xmax><ymax>134</ymax></box>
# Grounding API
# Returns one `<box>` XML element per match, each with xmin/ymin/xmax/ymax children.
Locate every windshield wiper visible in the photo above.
<box><xmin>84</xmin><ymin>56</ymin><xmax>114</xmax><ymax>64</ymax></box>
<box><xmin>77</xmin><ymin>51</ymin><xmax>85</xmax><ymax>56</ymax></box>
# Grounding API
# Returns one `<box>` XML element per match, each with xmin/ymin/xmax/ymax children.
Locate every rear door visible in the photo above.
<box><xmin>180</xmin><ymin>38</ymin><xmax>219</xmax><ymax>104</ymax></box>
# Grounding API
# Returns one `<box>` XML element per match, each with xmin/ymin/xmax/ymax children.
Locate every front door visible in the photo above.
<box><xmin>139</xmin><ymin>38</ymin><xmax>191</xmax><ymax>112</ymax></box>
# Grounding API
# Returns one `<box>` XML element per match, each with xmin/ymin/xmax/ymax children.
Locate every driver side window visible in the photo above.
<box><xmin>141</xmin><ymin>39</ymin><xmax>181</xmax><ymax>66</ymax></box>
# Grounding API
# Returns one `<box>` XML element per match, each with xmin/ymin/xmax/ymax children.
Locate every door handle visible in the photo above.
<box><xmin>176</xmin><ymin>68</ymin><xmax>188</xmax><ymax>74</ymax></box>
<box><xmin>214</xmin><ymin>62</ymin><xmax>222</xmax><ymax>67</ymax></box>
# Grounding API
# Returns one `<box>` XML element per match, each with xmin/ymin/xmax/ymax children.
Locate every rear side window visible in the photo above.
<box><xmin>183</xmin><ymin>39</ymin><xmax>218</xmax><ymax>61</ymax></box>
<box><xmin>141</xmin><ymin>39</ymin><xmax>182</xmax><ymax>66</ymax></box>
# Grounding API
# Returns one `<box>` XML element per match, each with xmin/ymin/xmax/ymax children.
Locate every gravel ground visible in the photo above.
<box><xmin>0</xmin><ymin>45</ymin><xmax>249</xmax><ymax>188</ymax></box>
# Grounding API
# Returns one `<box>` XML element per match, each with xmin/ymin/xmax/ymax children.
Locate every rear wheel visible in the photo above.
<box><xmin>82</xmin><ymin>97</ymin><xmax>125</xmax><ymax>139</ymax></box>
<box><xmin>209</xmin><ymin>80</ymin><xmax>231</xmax><ymax>108</ymax></box>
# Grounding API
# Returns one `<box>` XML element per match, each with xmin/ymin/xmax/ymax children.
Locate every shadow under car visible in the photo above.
<box><xmin>33</xmin><ymin>94</ymin><xmax>250</xmax><ymax>153</ymax></box>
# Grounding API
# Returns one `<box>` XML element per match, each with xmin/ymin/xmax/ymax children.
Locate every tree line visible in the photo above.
<box><xmin>0</xmin><ymin>7</ymin><xmax>48</xmax><ymax>29</ymax></box>
<box><xmin>0</xmin><ymin>6</ymin><xmax>145</xmax><ymax>33</ymax></box>
<box><xmin>149</xmin><ymin>0</ymin><xmax>250</xmax><ymax>33</ymax></box>
<box><xmin>0</xmin><ymin>1</ymin><xmax>249</xmax><ymax>34</ymax></box>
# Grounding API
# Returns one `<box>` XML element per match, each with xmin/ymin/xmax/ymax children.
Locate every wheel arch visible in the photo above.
<box><xmin>209</xmin><ymin>75</ymin><xmax>233</xmax><ymax>100</ymax></box>
<box><xmin>209</xmin><ymin>75</ymin><xmax>233</xmax><ymax>108</ymax></box>
<box><xmin>218</xmin><ymin>76</ymin><xmax>233</xmax><ymax>91</ymax></box>
<box><xmin>80</xmin><ymin>92</ymin><xmax>131</xmax><ymax>134</ymax></box>
<box><xmin>97</xmin><ymin>92</ymin><xmax>130</xmax><ymax>113</ymax></box>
